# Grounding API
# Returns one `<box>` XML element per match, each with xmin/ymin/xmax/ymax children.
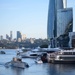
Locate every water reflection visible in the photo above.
<box><xmin>11</xmin><ymin>67</ymin><xmax>24</xmax><ymax>75</ymax></box>
<box><xmin>48</xmin><ymin>64</ymin><xmax>75</xmax><ymax>75</ymax></box>
<box><xmin>24</xmin><ymin>63</ymin><xmax>50</xmax><ymax>75</ymax></box>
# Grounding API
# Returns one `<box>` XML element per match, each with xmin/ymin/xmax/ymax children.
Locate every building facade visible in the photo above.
<box><xmin>57</xmin><ymin>8</ymin><xmax>73</xmax><ymax>37</ymax></box>
<box><xmin>0</xmin><ymin>35</ymin><xmax>3</xmax><ymax>40</ymax></box>
<box><xmin>17</xmin><ymin>31</ymin><xmax>22</xmax><ymax>42</ymax></box>
<box><xmin>10</xmin><ymin>31</ymin><xmax>12</xmax><ymax>40</ymax></box>
<box><xmin>69</xmin><ymin>32</ymin><xmax>75</xmax><ymax>47</ymax></box>
<box><xmin>21</xmin><ymin>34</ymin><xmax>26</xmax><ymax>41</ymax></box>
<box><xmin>47</xmin><ymin>0</ymin><xmax>73</xmax><ymax>48</ymax></box>
<box><xmin>47</xmin><ymin>0</ymin><xmax>64</xmax><ymax>40</ymax></box>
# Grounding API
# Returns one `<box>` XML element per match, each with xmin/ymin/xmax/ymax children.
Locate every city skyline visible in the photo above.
<box><xmin>0</xmin><ymin>0</ymin><xmax>75</xmax><ymax>39</ymax></box>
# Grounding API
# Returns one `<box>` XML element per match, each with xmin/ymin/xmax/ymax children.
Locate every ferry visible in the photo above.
<box><xmin>49</xmin><ymin>49</ymin><xmax>75</xmax><ymax>64</ymax></box>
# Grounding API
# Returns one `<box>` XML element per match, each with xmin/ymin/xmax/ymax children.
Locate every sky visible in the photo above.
<box><xmin>0</xmin><ymin>0</ymin><xmax>75</xmax><ymax>39</ymax></box>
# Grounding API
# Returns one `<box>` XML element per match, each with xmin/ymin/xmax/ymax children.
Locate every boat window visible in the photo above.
<box><xmin>59</xmin><ymin>57</ymin><xmax>75</xmax><ymax>60</ymax></box>
<box><xmin>63</xmin><ymin>52</ymin><xmax>75</xmax><ymax>55</ymax></box>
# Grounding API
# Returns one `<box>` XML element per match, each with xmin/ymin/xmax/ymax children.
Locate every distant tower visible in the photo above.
<box><xmin>6</xmin><ymin>34</ymin><xmax>9</xmax><ymax>40</ymax></box>
<box><xmin>47</xmin><ymin>0</ymin><xmax>64</xmax><ymax>40</ymax></box>
<box><xmin>10</xmin><ymin>31</ymin><xmax>12</xmax><ymax>40</ymax></box>
<box><xmin>17</xmin><ymin>31</ymin><xmax>22</xmax><ymax>42</ymax></box>
<box><xmin>0</xmin><ymin>35</ymin><xmax>3</xmax><ymax>40</ymax></box>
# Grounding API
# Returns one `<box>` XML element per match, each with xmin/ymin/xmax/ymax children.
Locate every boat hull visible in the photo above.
<box><xmin>11</xmin><ymin>61</ymin><xmax>26</xmax><ymax>69</ymax></box>
<box><xmin>50</xmin><ymin>60</ymin><xmax>75</xmax><ymax>64</ymax></box>
<box><xmin>22</xmin><ymin>55</ymin><xmax>38</xmax><ymax>58</ymax></box>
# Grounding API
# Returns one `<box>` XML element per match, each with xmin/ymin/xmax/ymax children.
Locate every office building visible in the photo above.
<box><xmin>17</xmin><ymin>31</ymin><xmax>22</xmax><ymax>42</ymax></box>
<box><xmin>22</xmin><ymin>34</ymin><xmax>26</xmax><ymax>41</ymax></box>
<box><xmin>6</xmin><ymin>34</ymin><xmax>9</xmax><ymax>40</ymax></box>
<box><xmin>57</xmin><ymin>8</ymin><xmax>73</xmax><ymax>37</ymax></box>
<box><xmin>10</xmin><ymin>31</ymin><xmax>12</xmax><ymax>40</ymax></box>
<box><xmin>47</xmin><ymin>0</ymin><xmax>73</xmax><ymax>48</ymax></box>
<box><xmin>47</xmin><ymin>0</ymin><xmax>64</xmax><ymax>40</ymax></box>
<box><xmin>69</xmin><ymin>32</ymin><xmax>75</xmax><ymax>47</ymax></box>
<box><xmin>0</xmin><ymin>35</ymin><xmax>3</xmax><ymax>40</ymax></box>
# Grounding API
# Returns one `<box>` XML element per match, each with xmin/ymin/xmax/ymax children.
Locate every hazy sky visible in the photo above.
<box><xmin>0</xmin><ymin>0</ymin><xmax>75</xmax><ymax>39</ymax></box>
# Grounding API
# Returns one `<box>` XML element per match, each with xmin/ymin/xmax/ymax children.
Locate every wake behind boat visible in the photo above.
<box><xmin>5</xmin><ymin>50</ymin><xmax>29</xmax><ymax>69</ymax></box>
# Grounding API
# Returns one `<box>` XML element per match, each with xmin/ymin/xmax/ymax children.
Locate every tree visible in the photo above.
<box><xmin>40</xmin><ymin>44</ymin><xmax>48</xmax><ymax>48</ymax></box>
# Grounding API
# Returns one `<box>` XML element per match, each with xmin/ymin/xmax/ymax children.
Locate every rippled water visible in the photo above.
<box><xmin>0</xmin><ymin>49</ymin><xmax>75</xmax><ymax>75</ymax></box>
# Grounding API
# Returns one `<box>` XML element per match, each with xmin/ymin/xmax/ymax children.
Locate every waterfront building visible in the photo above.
<box><xmin>57</xmin><ymin>8</ymin><xmax>73</xmax><ymax>37</ymax></box>
<box><xmin>47</xmin><ymin>0</ymin><xmax>64</xmax><ymax>40</ymax></box>
<box><xmin>47</xmin><ymin>0</ymin><xmax>73</xmax><ymax>48</ymax></box>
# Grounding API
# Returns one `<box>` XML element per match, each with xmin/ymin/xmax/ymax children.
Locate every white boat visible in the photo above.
<box><xmin>35</xmin><ymin>53</ymin><xmax>48</xmax><ymax>63</ymax></box>
<box><xmin>35</xmin><ymin>56</ymin><xmax>43</xmax><ymax>64</ymax></box>
<box><xmin>11</xmin><ymin>57</ymin><xmax>29</xmax><ymax>68</ymax></box>
<box><xmin>21</xmin><ymin>51</ymin><xmax>42</xmax><ymax>58</ymax></box>
<box><xmin>5</xmin><ymin>50</ymin><xmax>29</xmax><ymax>69</ymax></box>
<box><xmin>49</xmin><ymin>49</ymin><xmax>75</xmax><ymax>64</ymax></box>
<box><xmin>35</xmin><ymin>60</ymin><xmax>43</xmax><ymax>64</ymax></box>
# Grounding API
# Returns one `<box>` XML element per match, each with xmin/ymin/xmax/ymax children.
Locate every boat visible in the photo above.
<box><xmin>35</xmin><ymin>53</ymin><xmax>48</xmax><ymax>63</ymax></box>
<box><xmin>5</xmin><ymin>51</ymin><xmax>29</xmax><ymax>69</ymax></box>
<box><xmin>11</xmin><ymin>57</ymin><xmax>29</xmax><ymax>68</ymax></box>
<box><xmin>39</xmin><ymin>47</ymin><xmax>61</xmax><ymax>53</ymax></box>
<box><xmin>35</xmin><ymin>57</ymin><xmax>43</xmax><ymax>64</ymax></box>
<box><xmin>5</xmin><ymin>57</ymin><xmax>29</xmax><ymax>69</ymax></box>
<box><xmin>21</xmin><ymin>51</ymin><xmax>42</xmax><ymax>58</ymax></box>
<box><xmin>0</xmin><ymin>51</ymin><xmax>6</xmax><ymax>54</ymax></box>
<box><xmin>22</xmin><ymin>47</ymin><xmax>31</xmax><ymax>52</ymax></box>
<box><xmin>49</xmin><ymin>49</ymin><xmax>75</xmax><ymax>64</ymax></box>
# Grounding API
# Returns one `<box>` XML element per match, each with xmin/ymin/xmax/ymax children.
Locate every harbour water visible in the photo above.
<box><xmin>0</xmin><ymin>49</ymin><xmax>75</xmax><ymax>75</ymax></box>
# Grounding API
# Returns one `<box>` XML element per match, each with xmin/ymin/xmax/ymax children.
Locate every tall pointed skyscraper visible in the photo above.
<box><xmin>47</xmin><ymin>0</ymin><xmax>64</xmax><ymax>40</ymax></box>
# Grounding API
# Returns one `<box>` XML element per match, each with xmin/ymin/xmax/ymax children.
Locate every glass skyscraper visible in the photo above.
<box><xmin>10</xmin><ymin>31</ymin><xmax>12</xmax><ymax>40</ymax></box>
<box><xmin>17</xmin><ymin>31</ymin><xmax>22</xmax><ymax>42</ymax></box>
<box><xmin>47</xmin><ymin>0</ymin><xmax>64</xmax><ymax>40</ymax></box>
<box><xmin>47</xmin><ymin>0</ymin><xmax>73</xmax><ymax>48</ymax></box>
<box><xmin>57</xmin><ymin>8</ymin><xmax>73</xmax><ymax>37</ymax></box>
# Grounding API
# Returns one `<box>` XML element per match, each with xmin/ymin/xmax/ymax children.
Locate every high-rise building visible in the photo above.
<box><xmin>6</xmin><ymin>34</ymin><xmax>9</xmax><ymax>40</ymax></box>
<box><xmin>0</xmin><ymin>35</ymin><xmax>3</xmax><ymax>40</ymax></box>
<box><xmin>47</xmin><ymin>0</ymin><xmax>64</xmax><ymax>40</ymax></box>
<box><xmin>47</xmin><ymin>0</ymin><xmax>73</xmax><ymax>48</ymax></box>
<box><xmin>10</xmin><ymin>31</ymin><xmax>12</xmax><ymax>40</ymax></box>
<box><xmin>17</xmin><ymin>31</ymin><xmax>22</xmax><ymax>42</ymax></box>
<box><xmin>21</xmin><ymin>34</ymin><xmax>26</xmax><ymax>41</ymax></box>
<box><xmin>57</xmin><ymin>8</ymin><xmax>73</xmax><ymax>37</ymax></box>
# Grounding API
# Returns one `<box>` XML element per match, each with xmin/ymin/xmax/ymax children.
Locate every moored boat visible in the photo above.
<box><xmin>49</xmin><ymin>49</ymin><xmax>75</xmax><ymax>64</ymax></box>
<box><xmin>35</xmin><ymin>53</ymin><xmax>48</xmax><ymax>63</ymax></box>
